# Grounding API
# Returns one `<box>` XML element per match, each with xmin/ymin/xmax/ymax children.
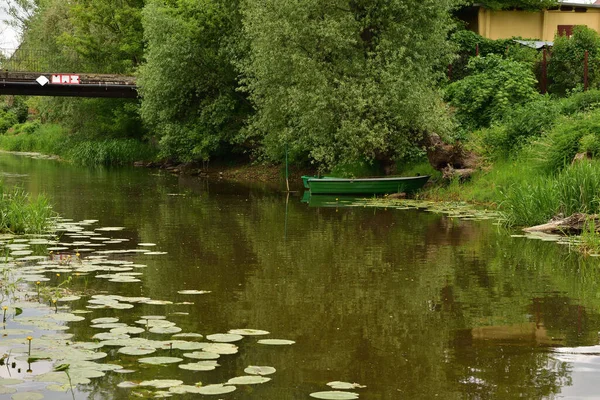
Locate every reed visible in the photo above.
<box><xmin>0</xmin><ymin>184</ymin><xmax>54</xmax><ymax>234</ymax></box>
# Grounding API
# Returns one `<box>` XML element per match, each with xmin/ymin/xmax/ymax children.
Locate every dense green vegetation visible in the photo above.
<box><xmin>0</xmin><ymin>182</ymin><xmax>54</xmax><ymax>234</ymax></box>
<box><xmin>6</xmin><ymin>0</ymin><xmax>600</xmax><ymax>233</ymax></box>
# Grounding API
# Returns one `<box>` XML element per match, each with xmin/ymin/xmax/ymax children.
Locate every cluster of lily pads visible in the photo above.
<box><xmin>309</xmin><ymin>381</ymin><xmax>366</xmax><ymax>399</ymax></box>
<box><xmin>367</xmin><ymin>198</ymin><xmax>499</xmax><ymax>221</ymax></box>
<box><xmin>0</xmin><ymin>217</ymin><xmax>299</xmax><ymax>398</ymax></box>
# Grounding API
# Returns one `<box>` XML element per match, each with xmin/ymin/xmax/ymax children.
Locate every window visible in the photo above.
<box><xmin>558</xmin><ymin>25</ymin><xmax>574</xmax><ymax>37</ymax></box>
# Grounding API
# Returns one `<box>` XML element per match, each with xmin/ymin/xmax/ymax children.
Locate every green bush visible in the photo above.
<box><xmin>532</xmin><ymin>110</ymin><xmax>600</xmax><ymax>172</ymax></box>
<box><xmin>561</xmin><ymin>89</ymin><xmax>600</xmax><ymax>114</ymax></box>
<box><xmin>0</xmin><ymin>110</ymin><xmax>18</xmax><ymax>133</ymax></box>
<box><xmin>548</xmin><ymin>26</ymin><xmax>600</xmax><ymax>95</ymax></box>
<box><xmin>481</xmin><ymin>96</ymin><xmax>561</xmax><ymax>158</ymax></box>
<box><xmin>446</xmin><ymin>54</ymin><xmax>539</xmax><ymax>129</ymax></box>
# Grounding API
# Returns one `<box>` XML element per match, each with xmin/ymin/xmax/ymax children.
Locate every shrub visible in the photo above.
<box><xmin>0</xmin><ymin>110</ymin><xmax>18</xmax><ymax>133</ymax></box>
<box><xmin>531</xmin><ymin>110</ymin><xmax>600</xmax><ymax>172</ymax></box>
<box><xmin>548</xmin><ymin>26</ymin><xmax>600</xmax><ymax>95</ymax></box>
<box><xmin>446</xmin><ymin>54</ymin><xmax>539</xmax><ymax>129</ymax></box>
<box><xmin>482</xmin><ymin>96</ymin><xmax>561</xmax><ymax>158</ymax></box>
<box><xmin>561</xmin><ymin>89</ymin><xmax>600</xmax><ymax>115</ymax></box>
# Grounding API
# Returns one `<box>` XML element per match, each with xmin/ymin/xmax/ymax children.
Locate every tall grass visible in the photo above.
<box><xmin>500</xmin><ymin>161</ymin><xmax>600</xmax><ymax>226</ymax></box>
<box><xmin>0</xmin><ymin>184</ymin><xmax>55</xmax><ymax>234</ymax></box>
<box><xmin>0</xmin><ymin>123</ymin><xmax>157</xmax><ymax>166</ymax></box>
<box><xmin>66</xmin><ymin>139</ymin><xmax>157</xmax><ymax>166</ymax></box>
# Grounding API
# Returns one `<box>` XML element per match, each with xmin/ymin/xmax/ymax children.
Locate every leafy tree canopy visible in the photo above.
<box><xmin>465</xmin><ymin>0</ymin><xmax>557</xmax><ymax>11</ymax></box>
<box><xmin>138</xmin><ymin>0</ymin><xmax>250</xmax><ymax>162</ymax></box>
<box><xmin>239</xmin><ymin>0</ymin><xmax>456</xmax><ymax>171</ymax></box>
<box><xmin>446</xmin><ymin>54</ymin><xmax>539</xmax><ymax>129</ymax></box>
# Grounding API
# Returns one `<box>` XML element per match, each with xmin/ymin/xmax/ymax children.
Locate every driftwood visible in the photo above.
<box><xmin>523</xmin><ymin>213</ymin><xmax>599</xmax><ymax>234</ymax></box>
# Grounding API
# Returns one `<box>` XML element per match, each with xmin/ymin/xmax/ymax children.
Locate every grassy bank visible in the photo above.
<box><xmin>0</xmin><ymin>183</ymin><xmax>54</xmax><ymax>234</ymax></box>
<box><xmin>415</xmin><ymin>89</ymin><xmax>600</xmax><ymax>239</ymax></box>
<box><xmin>0</xmin><ymin>122</ymin><xmax>157</xmax><ymax>166</ymax></box>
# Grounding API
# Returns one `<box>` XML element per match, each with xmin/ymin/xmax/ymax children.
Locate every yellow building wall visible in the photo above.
<box><xmin>478</xmin><ymin>8</ymin><xmax>600</xmax><ymax>41</ymax></box>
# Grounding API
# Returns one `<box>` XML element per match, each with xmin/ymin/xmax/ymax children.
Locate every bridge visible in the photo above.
<box><xmin>0</xmin><ymin>48</ymin><xmax>138</xmax><ymax>98</ymax></box>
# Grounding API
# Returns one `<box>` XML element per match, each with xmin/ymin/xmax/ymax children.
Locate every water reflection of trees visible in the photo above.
<box><xmin>5</xmin><ymin>154</ymin><xmax>600</xmax><ymax>398</ymax></box>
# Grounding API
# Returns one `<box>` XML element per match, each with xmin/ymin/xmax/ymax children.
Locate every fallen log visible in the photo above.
<box><xmin>523</xmin><ymin>213</ymin><xmax>598</xmax><ymax>234</ymax></box>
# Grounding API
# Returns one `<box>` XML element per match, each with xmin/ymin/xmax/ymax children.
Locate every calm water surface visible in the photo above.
<box><xmin>1</xmin><ymin>153</ymin><xmax>600</xmax><ymax>399</ymax></box>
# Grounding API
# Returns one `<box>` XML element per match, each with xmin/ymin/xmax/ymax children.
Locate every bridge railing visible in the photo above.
<box><xmin>0</xmin><ymin>47</ymin><xmax>84</xmax><ymax>72</ymax></box>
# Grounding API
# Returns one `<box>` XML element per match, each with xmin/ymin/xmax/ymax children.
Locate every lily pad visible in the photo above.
<box><xmin>138</xmin><ymin>357</ymin><xmax>182</xmax><ymax>365</ymax></box>
<box><xmin>183</xmin><ymin>351</ymin><xmax>220</xmax><ymax>360</ymax></box>
<box><xmin>118</xmin><ymin>346</ymin><xmax>156</xmax><ymax>356</ymax></box>
<box><xmin>177</xmin><ymin>290</ymin><xmax>211</xmax><ymax>295</ymax></box>
<box><xmin>48</xmin><ymin>313</ymin><xmax>86</xmax><ymax>322</ymax></box>
<box><xmin>172</xmin><ymin>333</ymin><xmax>203</xmax><ymax>339</ymax></box>
<box><xmin>327</xmin><ymin>382</ymin><xmax>366</xmax><ymax>390</ymax></box>
<box><xmin>149</xmin><ymin>326</ymin><xmax>182</xmax><ymax>334</ymax></box>
<box><xmin>195</xmin><ymin>384</ymin><xmax>236</xmax><ymax>395</ymax></box>
<box><xmin>0</xmin><ymin>379</ymin><xmax>24</xmax><ymax>386</ymax></box>
<box><xmin>309</xmin><ymin>391</ymin><xmax>359</xmax><ymax>399</ymax></box>
<box><xmin>178</xmin><ymin>361</ymin><xmax>219</xmax><ymax>371</ymax></box>
<box><xmin>202</xmin><ymin>343</ymin><xmax>238</xmax><ymax>355</ymax></box>
<box><xmin>110</xmin><ymin>326</ymin><xmax>145</xmax><ymax>335</ymax></box>
<box><xmin>227</xmin><ymin>376</ymin><xmax>271</xmax><ymax>385</ymax></box>
<box><xmin>169</xmin><ymin>385</ymin><xmax>204</xmax><ymax>394</ymax></box>
<box><xmin>245</xmin><ymin>366</ymin><xmax>276</xmax><ymax>376</ymax></box>
<box><xmin>117</xmin><ymin>381</ymin><xmax>138</xmax><ymax>388</ymax></box>
<box><xmin>139</xmin><ymin>380</ymin><xmax>183</xmax><ymax>389</ymax></box>
<box><xmin>57</xmin><ymin>296</ymin><xmax>81</xmax><ymax>302</ymax></box>
<box><xmin>257</xmin><ymin>339</ymin><xmax>295</xmax><ymax>345</ymax></box>
<box><xmin>228</xmin><ymin>328</ymin><xmax>270</xmax><ymax>336</ymax></box>
<box><xmin>206</xmin><ymin>333</ymin><xmax>243</xmax><ymax>343</ymax></box>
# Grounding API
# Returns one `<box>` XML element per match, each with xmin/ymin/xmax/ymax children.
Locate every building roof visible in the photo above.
<box><xmin>514</xmin><ymin>40</ymin><xmax>554</xmax><ymax>48</ymax></box>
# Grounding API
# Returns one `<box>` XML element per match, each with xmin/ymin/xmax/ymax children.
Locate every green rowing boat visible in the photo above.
<box><xmin>302</xmin><ymin>175</ymin><xmax>430</xmax><ymax>195</ymax></box>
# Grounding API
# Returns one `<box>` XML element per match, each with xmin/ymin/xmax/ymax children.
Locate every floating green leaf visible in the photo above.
<box><xmin>309</xmin><ymin>392</ymin><xmax>359</xmax><ymax>399</ymax></box>
<box><xmin>257</xmin><ymin>339</ymin><xmax>295</xmax><ymax>345</ymax></box>
<box><xmin>206</xmin><ymin>333</ymin><xmax>243</xmax><ymax>343</ymax></box>
<box><xmin>177</xmin><ymin>290</ymin><xmax>211</xmax><ymax>295</ymax></box>
<box><xmin>227</xmin><ymin>376</ymin><xmax>271</xmax><ymax>385</ymax></box>
<box><xmin>118</xmin><ymin>346</ymin><xmax>156</xmax><ymax>356</ymax></box>
<box><xmin>326</xmin><ymin>382</ymin><xmax>366</xmax><ymax>390</ymax></box>
<box><xmin>183</xmin><ymin>351</ymin><xmax>220</xmax><ymax>360</ymax></box>
<box><xmin>178</xmin><ymin>361</ymin><xmax>219</xmax><ymax>371</ymax></box>
<box><xmin>138</xmin><ymin>357</ymin><xmax>182</xmax><ymax>365</ymax></box>
<box><xmin>228</xmin><ymin>329</ymin><xmax>269</xmax><ymax>336</ymax></box>
<box><xmin>139</xmin><ymin>379</ymin><xmax>183</xmax><ymax>388</ymax></box>
<box><xmin>244</xmin><ymin>366</ymin><xmax>276</xmax><ymax>376</ymax></box>
<box><xmin>195</xmin><ymin>384</ymin><xmax>236</xmax><ymax>395</ymax></box>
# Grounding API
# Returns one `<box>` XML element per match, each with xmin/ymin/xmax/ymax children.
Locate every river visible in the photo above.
<box><xmin>0</xmin><ymin>152</ymin><xmax>599</xmax><ymax>399</ymax></box>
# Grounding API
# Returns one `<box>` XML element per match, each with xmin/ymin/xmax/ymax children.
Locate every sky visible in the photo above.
<box><xmin>0</xmin><ymin>7</ymin><xmax>20</xmax><ymax>54</ymax></box>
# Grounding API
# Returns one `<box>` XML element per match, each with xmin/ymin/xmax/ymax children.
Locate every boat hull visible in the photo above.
<box><xmin>306</xmin><ymin>176</ymin><xmax>430</xmax><ymax>195</ymax></box>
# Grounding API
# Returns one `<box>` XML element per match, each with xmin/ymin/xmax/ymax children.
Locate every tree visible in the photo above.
<box><xmin>468</xmin><ymin>0</ymin><xmax>557</xmax><ymax>11</ymax></box>
<box><xmin>138</xmin><ymin>0</ymin><xmax>250</xmax><ymax>162</ymax></box>
<box><xmin>239</xmin><ymin>0</ymin><xmax>456</xmax><ymax>172</ymax></box>
<box><xmin>445</xmin><ymin>54</ymin><xmax>539</xmax><ymax>129</ymax></box>
<box><xmin>547</xmin><ymin>25</ymin><xmax>600</xmax><ymax>95</ymax></box>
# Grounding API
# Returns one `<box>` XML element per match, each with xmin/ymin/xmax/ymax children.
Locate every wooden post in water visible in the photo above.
<box><xmin>285</xmin><ymin>143</ymin><xmax>290</xmax><ymax>192</ymax></box>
